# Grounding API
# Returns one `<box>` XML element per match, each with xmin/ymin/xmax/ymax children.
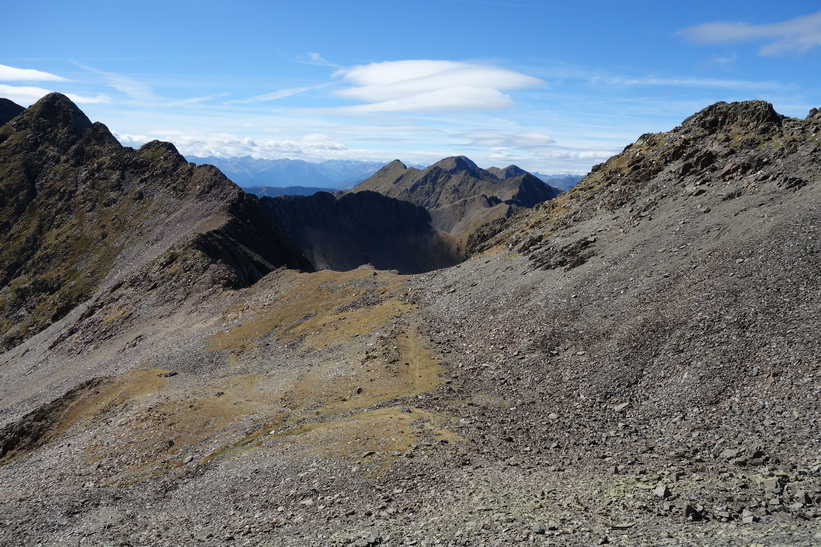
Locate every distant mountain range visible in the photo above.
<box><xmin>186</xmin><ymin>156</ymin><xmax>389</xmax><ymax>191</ymax></box>
<box><xmin>533</xmin><ymin>172</ymin><xmax>583</xmax><ymax>190</ymax></box>
<box><xmin>188</xmin><ymin>155</ymin><xmax>581</xmax><ymax>197</ymax></box>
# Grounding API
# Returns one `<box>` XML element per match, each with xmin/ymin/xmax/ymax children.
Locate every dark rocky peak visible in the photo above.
<box><xmin>487</xmin><ymin>164</ymin><xmax>527</xmax><ymax>180</ymax></box>
<box><xmin>0</xmin><ymin>97</ymin><xmax>312</xmax><ymax>350</ymax></box>
<box><xmin>681</xmin><ymin>100</ymin><xmax>784</xmax><ymax>135</ymax></box>
<box><xmin>511</xmin><ymin>173</ymin><xmax>561</xmax><ymax>207</ymax></box>
<box><xmin>369</xmin><ymin>159</ymin><xmax>414</xmax><ymax>182</ymax></box>
<box><xmin>2</xmin><ymin>93</ymin><xmax>121</xmax><ymax>156</ymax></box>
<box><xmin>430</xmin><ymin>156</ymin><xmax>481</xmax><ymax>175</ymax></box>
<box><xmin>139</xmin><ymin>139</ymin><xmax>181</xmax><ymax>155</ymax></box>
<box><xmin>12</xmin><ymin>93</ymin><xmax>93</xmax><ymax>136</ymax></box>
<box><xmin>0</xmin><ymin>98</ymin><xmax>24</xmax><ymax>125</ymax></box>
<box><xmin>489</xmin><ymin>100</ymin><xmax>820</xmax><ymax>261</ymax></box>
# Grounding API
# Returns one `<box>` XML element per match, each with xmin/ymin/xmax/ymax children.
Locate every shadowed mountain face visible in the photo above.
<box><xmin>0</xmin><ymin>99</ymin><xmax>819</xmax><ymax>546</ymax></box>
<box><xmin>0</xmin><ymin>93</ymin><xmax>310</xmax><ymax>350</ymax></box>
<box><xmin>351</xmin><ymin>156</ymin><xmax>560</xmax><ymax>247</ymax></box>
<box><xmin>0</xmin><ymin>98</ymin><xmax>24</xmax><ymax>125</ymax></box>
<box><xmin>262</xmin><ymin>190</ymin><xmax>461</xmax><ymax>274</ymax></box>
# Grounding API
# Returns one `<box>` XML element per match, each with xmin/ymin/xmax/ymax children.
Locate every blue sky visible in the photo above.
<box><xmin>3</xmin><ymin>1</ymin><xmax>821</xmax><ymax>174</ymax></box>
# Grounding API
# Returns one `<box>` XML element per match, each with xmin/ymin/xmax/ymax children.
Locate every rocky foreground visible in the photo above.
<box><xmin>0</xmin><ymin>99</ymin><xmax>819</xmax><ymax>546</ymax></box>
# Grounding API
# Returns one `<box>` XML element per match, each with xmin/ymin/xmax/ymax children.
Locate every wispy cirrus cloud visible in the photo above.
<box><xmin>227</xmin><ymin>84</ymin><xmax>331</xmax><ymax>105</ymax></box>
<box><xmin>454</xmin><ymin>130</ymin><xmax>555</xmax><ymax>149</ymax></box>
<box><xmin>677</xmin><ymin>11</ymin><xmax>821</xmax><ymax>56</ymax></box>
<box><xmin>71</xmin><ymin>61</ymin><xmax>229</xmax><ymax>108</ymax></box>
<box><xmin>0</xmin><ymin>64</ymin><xmax>109</xmax><ymax>106</ymax></box>
<box><xmin>72</xmin><ymin>61</ymin><xmax>161</xmax><ymax>103</ymax></box>
<box><xmin>0</xmin><ymin>64</ymin><xmax>68</xmax><ymax>82</ymax></box>
<box><xmin>0</xmin><ymin>84</ymin><xmax>110</xmax><ymax>106</ymax></box>
<box><xmin>329</xmin><ymin>60</ymin><xmax>545</xmax><ymax>113</ymax></box>
<box><xmin>603</xmin><ymin>75</ymin><xmax>789</xmax><ymax>91</ymax></box>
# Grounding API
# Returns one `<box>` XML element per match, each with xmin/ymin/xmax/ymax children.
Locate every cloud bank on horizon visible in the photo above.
<box><xmin>2</xmin><ymin>3</ymin><xmax>820</xmax><ymax>174</ymax></box>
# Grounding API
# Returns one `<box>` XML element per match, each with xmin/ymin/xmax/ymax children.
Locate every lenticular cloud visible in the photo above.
<box><xmin>333</xmin><ymin>60</ymin><xmax>544</xmax><ymax>112</ymax></box>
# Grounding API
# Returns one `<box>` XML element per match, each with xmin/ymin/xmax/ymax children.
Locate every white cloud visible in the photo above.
<box><xmin>113</xmin><ymin>133</ymin><xmax>151</xmax><ymax>147</ymax></box>
<box><xmin>227</xmin><ymin>84</ymin><xmax>329</xmax><ymax>105</ymax></box>
<box><xmin>678</xmin><ymin>11</ymin><xmax>821</xmax><ymax>56</ymax></box>
<box><xmin>0</xmin><ymin>84</ymin><xmax>111</xmax><ymax>106</ymax></box>
<box><xmin>0</xmin><ymin>64</ymin><xmax>67</xmax><ymax>82</ymax></box>
<box><xmin>331</xmin><ymin>60</ymin><xmax>544</xmax><ymax>113</ymax></box>
<box><xmin>72</xmin><ymin>61</ymin><xmax>162</xmax><ymax>103</ymax></box>
<box><xmin>124</xmin><ymin>130</ymin><xmax>350</xmax><ymax>160</ymax></box>
<box><xmin>707</xmin><ymin>53</ymin><xmax>737</xmax><ymax>68</ymax></box>
<box><xmin>454</xmin><ymin>130</ymin><xmax>556</xmax><ymax>149</ymax></box>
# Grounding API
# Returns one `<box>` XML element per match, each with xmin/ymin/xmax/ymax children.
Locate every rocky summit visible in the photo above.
<box><xmin>351</xmin><ymin>156</ymin><xmax>560</xmax><ymax>253</ymax></box>
<box><xmin>0</xmin><ymin>97</ymin><xmax>819</xmax><ymax>546</ymax></box>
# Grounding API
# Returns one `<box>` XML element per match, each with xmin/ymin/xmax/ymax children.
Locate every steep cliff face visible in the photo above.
<box><xmin>262</xmin><ymin>190</ymin><xmax>460</xmax><ymax>273</ymax></box>
<box><xmin>0</xmin><ymin>93</ymin><xmax>309</xmax><ymax>350</ymax></box>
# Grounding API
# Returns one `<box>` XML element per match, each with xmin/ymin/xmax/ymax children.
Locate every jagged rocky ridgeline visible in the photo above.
<box><xmin>351</xmin><ymin>156</ymin><xmax>560</xmax><ymax>244</ymax></box>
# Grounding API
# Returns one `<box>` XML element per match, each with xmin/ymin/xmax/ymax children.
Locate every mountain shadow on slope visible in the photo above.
<box><xmin>0</xmin><ymin>99</ymin><xmax>24</xmax><ymax>126</ymax></box>
<box><xmin>0</xmin><ymin>93</ymin><xmax>311</xmax><ymax>350</ymax></box>
<box><xmin>261</xmin><ymin>190</ymin><xmax>461</xmax><ymax>274</ymax></box>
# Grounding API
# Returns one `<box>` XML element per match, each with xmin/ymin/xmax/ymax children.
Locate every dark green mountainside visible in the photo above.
<box><xmin>0</xmin><ymin>93</ymin><xmax>310</xmax><ymax>350</ymax></box>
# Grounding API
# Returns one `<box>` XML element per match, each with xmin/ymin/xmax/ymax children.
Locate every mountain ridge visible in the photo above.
<box><xmin>0</xmin><ymin>97</ymin><xmax>819</xmax><ymax>545</ymax></box>
<box><xmin>351</xmin><ymin>155</ymin><xmax>560</xmax><ymax>247</ymax></box>
<box><xmin>0</xmin><ymin>93</ymin><xmax>310</xmax><ymax>350</ymax></box>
